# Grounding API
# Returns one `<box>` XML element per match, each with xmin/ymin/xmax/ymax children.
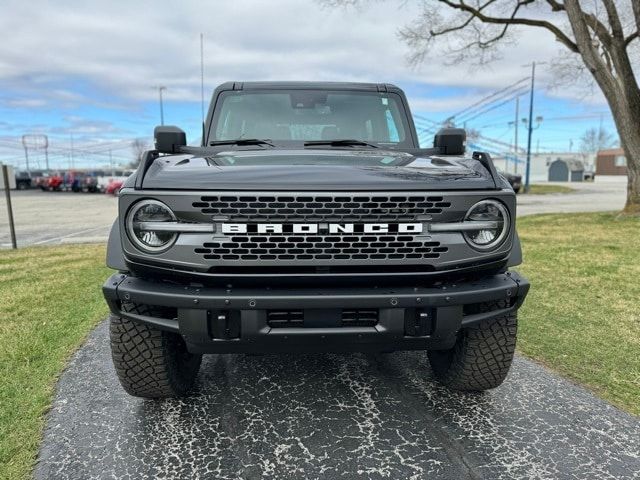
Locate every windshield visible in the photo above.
<box><xmin>209</xmin><ymin>90</ymin><xmax>413</xmax><ymax>148</ymax></box>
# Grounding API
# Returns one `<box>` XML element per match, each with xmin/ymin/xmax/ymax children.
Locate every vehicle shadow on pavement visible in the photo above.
<box><xmin>36</xmin><ymin>320</ymin><xmax>640</xmax><ymax>480</ymax></box>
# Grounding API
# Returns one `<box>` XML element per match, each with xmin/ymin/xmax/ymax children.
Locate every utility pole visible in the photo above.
<box><xmin>200</xmin><ymin>33</ymin><xmax>205</xmax><ymax>126</ymax></box>
<box><xmin>155</xmin><ymin>86</ymin><xmax>167</xmax><ymax>125</ymax></box>
<box><xmin>109</xmin><ymin>150</ymin><xmax>114</xmax><ymax>176</ymax></box>
<box><xmin>21</xmin><ymin>135</ymin><xmax>30</xmax><ymax>173</ymax></box>
<box><xmin>524</xmin><ymin>62</ymin><xmax>536</xmax><ymax>193</ymax></box>
<box><xmin>514</xmin><ymin>97</ymin><xmax>519</xmax><ymax>174</ymax></box>
<box><xmin>42</xmin><ymin>135</ymin><xmax>49</xmax><ymax>171</ymax></box>
<box><xmin>70</xmin><ymin>134</ymin><xmax>75</xmax><ymax>169</ymax></box>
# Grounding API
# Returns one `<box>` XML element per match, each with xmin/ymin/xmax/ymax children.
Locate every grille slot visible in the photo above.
<box><xmin>193</xmin><ymin>194</ymin><xmax>451</xmax><ymax>222</ymax></box>
<box><xmin>267</xmin><ymin>310</ymin><xmax>304</xmax><ymax>328</ymax></box>
<box><xmin>266</xmin><ymin>309</ymin><xmax>379</xmax><ymax>328</ymax></box>
<box><xmin>341</xmin><ymin>309</ymin><xmax>378</xmax><ymax>327</ymax></box>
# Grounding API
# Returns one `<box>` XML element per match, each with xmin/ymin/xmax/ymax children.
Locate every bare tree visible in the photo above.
<box><xmin>326</xmin><ymin>0</ymin><xmax>640</xmax><ymax>213</ymax></box>
<box><xmin>580</xmin><ymin>126</ymin><xmax>616</xmax><ymax>154</ymax></box>
<box><xmin>131</xmin><ymin>138</ymin><xmax>149</xmax><ymax>166</ymax></box>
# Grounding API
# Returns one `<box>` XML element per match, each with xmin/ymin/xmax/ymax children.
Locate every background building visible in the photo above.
<box><xmin>596</xmin><ymin>148</ymin><xmax>627</xmax><ymax>176</ymax></box>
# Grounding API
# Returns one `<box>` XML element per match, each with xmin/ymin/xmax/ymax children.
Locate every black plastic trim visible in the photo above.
<box><xmin>103</xmin><ymin>271</ymin><xmax>529</xmax><ymax>353</ymax></box>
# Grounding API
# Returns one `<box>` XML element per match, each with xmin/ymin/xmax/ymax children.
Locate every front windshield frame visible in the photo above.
<box><xmin>207</xmin><ymin>89</ymin><xmax>416</xmax><ymax>149</ymax></box>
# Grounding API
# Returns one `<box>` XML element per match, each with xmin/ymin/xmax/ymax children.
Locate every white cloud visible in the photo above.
<box><xmin>0</xmin><ymin>0</ymin><xmax>585</xmax><ymax>105</ymax></box>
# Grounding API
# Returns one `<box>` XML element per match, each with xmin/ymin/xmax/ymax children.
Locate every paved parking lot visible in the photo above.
<box><xmin>0</xmin><ymin>178</ymin><xmax>628</xmax><ymax>248</ymax></box>
<box><xmin>517</xmin><ymin>178</ymin><xmax>627</xmax><ymax>216</ymax></box>
<box><xmin>0</xmin><ymin>190</ymin><xmax>117</xmax><ymax>248</ymax></box>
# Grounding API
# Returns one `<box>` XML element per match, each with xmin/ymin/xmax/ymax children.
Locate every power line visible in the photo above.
<box><xmin>447</xmin><ymin>77</ymin><xmax>529</xmax><ymax>122</ymax></box>
<box><xmin>458</xmin><ymin>89</ymin><xmax>528</xmax><ymax>124</ymax></box>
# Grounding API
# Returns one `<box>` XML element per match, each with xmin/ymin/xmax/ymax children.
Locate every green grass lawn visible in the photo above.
<box><xmin>0</xmin><ymin>245</ymin><xmax>109</xmax><ymax>480</ymax></box>
<box><xmin>524</xmin><ymin>184</ymin><xmax>575</xmax><ymax>195</ymax></box>
<box><xmin>516</xmin><ymin>212</ymin><xmax>640</xmax><ymax>415</ymax></box>
<box><xmin>0</xmin><ymin>213</ymin><xmax>639</xmax><ymax>479</ymax></box>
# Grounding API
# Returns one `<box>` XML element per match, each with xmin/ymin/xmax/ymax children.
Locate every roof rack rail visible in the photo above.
<box><xmin>134</xmin><ymin>150</ymin><xmax>159</xmax><ymax>190</ymax></box>
<box><xmin>472</xmin><ymin>151</ymin><xmax>499</xmax><ymax>188</ymax></box>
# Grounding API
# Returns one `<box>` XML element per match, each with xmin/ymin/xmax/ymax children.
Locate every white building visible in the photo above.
<box><xmin>492</xmin><ymin>152</ymin><xmax>595</xmax><ymax>183</ymax></box>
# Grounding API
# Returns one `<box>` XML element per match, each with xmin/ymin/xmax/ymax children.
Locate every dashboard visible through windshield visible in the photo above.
<box><xmin>209</xmin><ymin>90</ymin><xmax>413</xmax><ymax>148</ymax></box>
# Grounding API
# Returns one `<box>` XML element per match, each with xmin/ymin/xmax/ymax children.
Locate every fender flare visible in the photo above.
<box><xmin>106</xmin><ymin>218</ymin><xmax>128</xmax><ymax>271</ymax></box>
<box><xmin>507</xmin><ymin>230</ymin><xmax>523</xmax><ymax>267</ymax></box>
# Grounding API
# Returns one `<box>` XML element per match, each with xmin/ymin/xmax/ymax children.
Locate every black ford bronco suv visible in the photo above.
<box><xmin>103</xmin><ymin>82</ymin><xmax>530</xmax><ymax>398</ymax></box>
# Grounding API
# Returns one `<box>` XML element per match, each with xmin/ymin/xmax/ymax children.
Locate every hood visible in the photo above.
<box><xmin>140</xmin><ymin>149</ymin><xmax>498</xmax><ymax>191</ymax></box>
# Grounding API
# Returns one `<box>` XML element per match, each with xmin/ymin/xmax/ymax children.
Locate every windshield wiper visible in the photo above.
<box><xmin>209</xmin><ymin>139</ymin><xmax>274</xmax><ymax>147</ymax></box>
<box><xmin>304</xmin><ymin>139</ymin><xmax>379</xmax><ymax>149</ymax></box>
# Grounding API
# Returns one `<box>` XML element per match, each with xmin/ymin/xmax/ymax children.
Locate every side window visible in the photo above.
<box><xmin>614</xmin><ymin>155</ymin><xmax>626</xmax><ymax>167</ymax></box>
<box><xmin>385</xmin><ymin>109</ymin><xmax>400</xmax><ymax>142</ymax></box>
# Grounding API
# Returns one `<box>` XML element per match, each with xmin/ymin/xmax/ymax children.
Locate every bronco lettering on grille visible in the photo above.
<box><xmin>221</xmin><ymin>223</ymin><xmax>424</xmax><ymax>234</ymax></box>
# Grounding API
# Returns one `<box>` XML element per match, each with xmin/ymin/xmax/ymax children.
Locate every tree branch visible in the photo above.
<box><xmin>429</xmin><ymin>9</ymin><xmax>476</xmax><ymax>37</ymax></box>
<box><xmin>563</xmin><ymin>0</ymin><xmax>613</xmax><ymax>84</ymax></box>
<box><xmin>430</xmin><ymin>0</ymin><xmax>520</xmax><ymax>50</ymax></box>
<box><xmin>544</xmin><ymin>0</ymin><xmax>565</xmax><ymax>12</ymax></box>
<box><xmin>581</xmin><ymin>12</ymin><xmax>613</xmax><ymax>48</ymax></box>
<box><xmin>600</xmin><ymin>0</ymin><xmax>624</xmax><ymax>40</ymax></box>
<box><xmin>624</xmin><ymin>31</ymin><xmax>639</xmax><ymax>48</ymax></box>
<box><xmin>633</xmin><ymin>0</ymin><xmax>640</xmax><ymax>34</ymax></box>
<box><xmin>437</xmin><ymin>0</ymin><xmax>579</xmax><ymax>52</ymax></box>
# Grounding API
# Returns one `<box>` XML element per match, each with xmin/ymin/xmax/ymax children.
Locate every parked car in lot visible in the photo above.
<box><xmin>33</xmin><ymin>172</ymin><xmax>50</xmax><ymax>190</ymax></box>
<box><xmin>13</xmin><ymin>170</ymin><xmax>47</xmax><ymax>189</ymax></box>
<box><xmin>105</xmin><ymin>179</ymin><xmax>124</xmax><ymax>195</ymax></box>
<box><xmin>82</xmin><ymin>170</ymin><xmax>104</xmax><ymax>193</ymax></box>
<box><xmin>97</xmin><ymin>169</ymin><xmax>134</xmax><ymax>193</ymax></box>
<box><xmin>498</xmin><ymin>170</ymin><xmax>522</xmax><ymax>193</ymax></box>
<box><xmin>46</xmin><ymin>172</ymin><xmax>65</xmax><ymax>191</ymax></box>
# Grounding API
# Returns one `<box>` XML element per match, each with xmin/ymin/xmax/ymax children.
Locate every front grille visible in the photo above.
<box><xmin>195</xmin><ymin>235</ymin><xmax>447</xmax><ymax>261</ymax></box>
<box><xmin>193</xmin><ymin>194</ymin><xmax>451</xmax><ymax>222</ymax></box>
<box><xmin>191</xmin><ymin>193</ymin><xmax>453</xmax><ymax>265</ymax></box>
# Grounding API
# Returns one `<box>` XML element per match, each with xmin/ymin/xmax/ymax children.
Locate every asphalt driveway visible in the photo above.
<box><xmin>36</xmin><ymin>321</ymin><xmax>640</xmax><ymax>480</ymax></box>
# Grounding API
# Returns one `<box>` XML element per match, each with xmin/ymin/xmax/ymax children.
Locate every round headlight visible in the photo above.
<box><xmin>463</xmin><ymin>200</ymin><xmax>510</xmax><ymax>251</ymax></box>
<box><xmin>126</xmin><ymin>199</ymin><xmax>177</xmax><ymax>253</ymax></box>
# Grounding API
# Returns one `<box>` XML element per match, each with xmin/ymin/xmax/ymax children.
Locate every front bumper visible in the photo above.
<box><xmin>103</xmin><ymin>271</ymin><xmax>529</xmax><ymax>354</ymax></box>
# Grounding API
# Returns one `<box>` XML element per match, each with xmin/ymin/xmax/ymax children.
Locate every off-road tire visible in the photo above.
<box><xmin>428</xmin><ymin>301</ymin><xmax>517</xmax><ymax>391</ymax></box>
<box><xmin>109</xmin><ymin>304</ymin><xmax>202</xmax><ymax>399</ymax></box>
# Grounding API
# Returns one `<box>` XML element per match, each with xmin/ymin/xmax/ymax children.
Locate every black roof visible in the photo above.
<box><xmin>216</xmin><ymin>81</ymin><xmax>402</xmax><ymax>93</ymax></box>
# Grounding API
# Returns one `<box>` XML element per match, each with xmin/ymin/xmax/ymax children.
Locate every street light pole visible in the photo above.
<box><xmin>514</xmin><ymin>97</ymin><xmax>519</xmax><ymax>174</ymax></box>
<box><xmin>524</xmin><ymin>62</ymin><xmax>536</xmax><ymax>193</ymax></box>
<box><xmin>157</xmin><ymin>86</ymin><xmax>167</xmax><ymax>125</ymax></box>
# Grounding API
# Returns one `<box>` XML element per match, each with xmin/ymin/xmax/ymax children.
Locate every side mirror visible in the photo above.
<box><xmin>154</xmin><ymin>126</ymin><xmax>186</xmax><ymax>153</ymax></box>
<box><xmin>433</xmin><ymin>128</ymin><xmax>466</xmax><ymax>155</ymax></box>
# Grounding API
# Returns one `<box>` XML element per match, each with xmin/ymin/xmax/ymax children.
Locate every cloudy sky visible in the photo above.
<box><xmin>0</xmin><ymin>0</ymin><xmax>620</xmax><ymax>170</ymax></box>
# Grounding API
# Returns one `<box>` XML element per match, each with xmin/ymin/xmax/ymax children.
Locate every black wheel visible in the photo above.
<box><xmin>428</xmin><ymin>301</ymin><xmax>517</xmax><ymax>391</ymax></box>
<box><xmin>109</xmin><ymin>304</ymin><xmax>202</xmax><ymax>398</ymax></box>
